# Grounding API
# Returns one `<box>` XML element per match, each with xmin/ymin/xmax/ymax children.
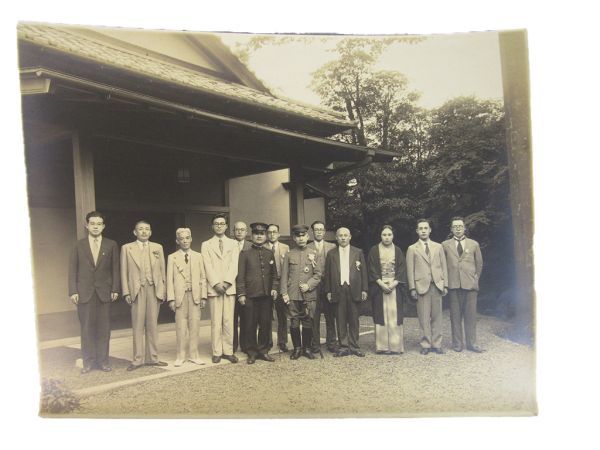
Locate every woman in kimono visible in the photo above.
<box><xmin>367</xmin><ymin>225</ymin><xmax>407</xmax><ymax>354</ymax></box>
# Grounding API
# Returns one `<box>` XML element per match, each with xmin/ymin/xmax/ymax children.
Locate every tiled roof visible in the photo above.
<box><xmin>17</xmin><ymin>23</ymin><xmax>353</xmax><ymax>127</ymax></box>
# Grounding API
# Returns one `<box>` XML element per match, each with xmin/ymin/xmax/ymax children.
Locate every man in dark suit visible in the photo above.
<box><xmin>323</xmin><ymin>227</ymin><xmax>368</xmax><ymax>357</ymax></box>
<box><xmin>264</xmin><ymin>223</ymin><xmax>290</xmax><ymax>352</ymax></box>
<box><xmin>307</xmin><ymin>220</ymin><xmax>337</xmax><ymax>353</ymax></box>
<box><xmin>68</xmin><ymin>211</ymin><xmax>120</xmax><ymax>374</ymax></box>
<box><xmin>232</xmin><ymin>221</ymin><xmax>251</xmax><ymax>354</ymax></box>
<box><xmin>236</xmin><ymin>222</ymin><xmax>279</xmax><ymax>364</ymax></box>
<box><xmin>442</xmin><ymin>217</ymin><xmax>485</xmax><ymax>353</ymax></box>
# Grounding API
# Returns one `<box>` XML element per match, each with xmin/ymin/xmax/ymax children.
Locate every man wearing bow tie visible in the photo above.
<box><xmin>442</xmin><ymin>217</ymin><xmax>484</xmax><ymax>353</ymax></box>
<box><xmin>121</xmin><ymin>220</ymin><xmax>168</xmax><ymax>370</ymax></box>
<box><xmin>406</xmin><ymin>218</ymin><xmax>448</xmax><ymax>355</ymax></box>
<box><xmin>68</xmin><ymin>211</ymin><xmax>120</xmax><ymax>374</ymax></box>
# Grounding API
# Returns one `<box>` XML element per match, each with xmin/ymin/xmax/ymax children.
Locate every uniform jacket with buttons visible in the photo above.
<box><xmin>236</xmin><ymin>245</ymin><xmax>279</xmax><ymax>298</ymax></box>
<box><xmin>280</xmin><ymin>246</ymin><xmax>322</xmax><ymax>302</ymax></box>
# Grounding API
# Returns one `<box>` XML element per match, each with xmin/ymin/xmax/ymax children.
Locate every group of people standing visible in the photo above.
<box><xmin>68</xmin><ymin>211</ymin><xmax>484</xmax><ymax>374</ymax></box>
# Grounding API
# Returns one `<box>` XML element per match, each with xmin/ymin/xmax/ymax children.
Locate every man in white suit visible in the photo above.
<box><xmin>201</xmin><ymin>214</ymin><xmax>239</xmax><ymax>364</ymax></box>
<box><xmin>406</xmin><ymin>218</ymin><xmax>448</xmax><ymax>355</ymax></box>
<box><xmin>265</xmin><ymin>223</ymin><xmax>290</xmax><ymax>352</ymax></box>
<box><xmin>121</xmin><ymin>220</ymin><xmax>168</xmax><ymax>370</ymax></box>
<box><xmin>167</xmin><ymin>228</ymin><xmax>208</xmax><ymax>367</ymax></box>
<box><xmin>442</xmin><ymin>217</ymin><xmax>485</xmax><ymax>353</ymax></box>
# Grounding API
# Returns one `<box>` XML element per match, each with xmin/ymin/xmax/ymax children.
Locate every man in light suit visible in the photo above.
<box><xmin>68</xmin><ymin>211</ymin><xmax>120</xmax><ymax>374</ymax></box>
<box><xmin>323</xmin><ymin>227</ymin><xmax>368</xmax><ymax>357</ymax></box>
<box><xmin>121</xmin><ymin>220</ymin><xmax>168</xmax><ymax>370</ymax></box>
<box><xmin>201</xmin><ymin>213</ymin><xmax>239</xmax><ymax>364</ymax></box>
<box><xmin>232</xmin><ymin>221</ymin><xmax>251</xmax><ymax>354</ymax></box>
<box><xmin>167</xmin><ymin>228</ymin><xmax>208</xmax><ymax>367</ymax></box>
<box><xmin>265</xmin><ymin>224</ymin><xmax>290</xmax><ymax>352</ymax></box>
<box><xmin>406</xmin><ymin>218</ymin><xmax>448</xmax><ymax>355</ymax></box>
<box><xmin>307</xmin><ymin>220</ymin><xmax>337</xmax><ymax>353</ymax></box>
<box><xmin>442</xmin><ymin>217</ymin><xmax>485</xmax><ymax>353</ymax></box>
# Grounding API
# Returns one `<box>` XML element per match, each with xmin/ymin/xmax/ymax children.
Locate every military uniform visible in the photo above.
<box><xmin>236</xmin><ymin>223</ymin><xmax>279</xmax><ymax>361</ymax></box>
<box><xmin>280</xmin><ymin>225</ymin><xmax>322</xmax><ymax>359</ymax></box>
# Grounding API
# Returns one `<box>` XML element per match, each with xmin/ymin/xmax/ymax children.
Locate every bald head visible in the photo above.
<box><xmin>336</xmin><ymin>227</ymin><xmax>351</xmax><ymax>247</ymax></box>
<box><xmin>233</xmin><ymin>221</ymin><xmax>247</xmax><ymax>242</ymax></box>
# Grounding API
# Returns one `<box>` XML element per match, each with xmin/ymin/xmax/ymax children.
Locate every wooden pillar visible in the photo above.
<box><xmin>289</xmin><ymin>166</ymin><xmax>305</xmax><ymax>226</ymax></box>
<box><xmin>499</xmin><ymin>30</ymin><xmax>534</xmax><ymax>343</ymax></box>
<box><xmin>72</xmin><ymin>133</ymin><xmax>96</xmax><ymax>239</ymax></box>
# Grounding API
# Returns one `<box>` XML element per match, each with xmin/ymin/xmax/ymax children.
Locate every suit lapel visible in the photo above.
<box><xmin>82</xmin><ymin>238</ymin><xmax>95</xmax><ymax>267</ymax></box>
<box><xmin>128</xmin><ymin>243</ymin><xmax>142</xmax><ymax>268</ymax></box>
<box><xmin>414</xmin><ymin>241</ymin><xmax>430</xmax><ymax>263</ymax></box>
<box><xmin>95</xmin><ymin>238</ymin><xmax>107</xmax><ymax>268</ymax></box>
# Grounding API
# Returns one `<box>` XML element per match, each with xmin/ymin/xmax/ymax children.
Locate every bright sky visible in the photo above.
<box><xmin>219</xmin><ymin>31</ymin><xmax>503</xmax><ymax>110</ymax></box>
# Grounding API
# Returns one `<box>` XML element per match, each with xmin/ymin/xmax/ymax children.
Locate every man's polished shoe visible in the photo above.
<box><xmin>258</xmin><ymin>353</ymin><xmax>275</xmax><ymax>362</ymax></box>
<box><xmin>212</xmin><ymin>355</ymin><xmax>222</xmax><ymax>364</ymax></box>
<box><xmin>453</xmin><ymin>346</ymin><xmax>463</xmax><ymax>352</ymax></box>
<box><xmin>80</xmin><ymin>366</ymin><xmax>92</xmax><ymax>374</ymax></box>
<box><xmin>146</xmin><ymin>361</ymin><xmax>168</xmax><ymax>367</ymax></box>
<box><xmin>432</xmin><ymin>348</ymin><xmax>445</xmax><ymax>355</ymax></box>
<box><xmin>420</xmin><ymin>348</ymin><xmax>430</xmax><ymax>355</ymax></box>
<box><xmin>389</xmin><ymin>351</ymin><xmax>403</xmax><ymax>355</ymax></box>
<box><xmin>327</xmin><ymin>345</ymin><xmax>339</xmax><ymax>353</ymax></box>
<box><xmin>375</xmin><ymin>350</ymin><xmax>390</xmax><ymax>355</ymax></box>
<box><xmin>303</xmin><ymin>349</ymin><xmax>316</xmax><ymax>360</ymax></box>
<box><xmin>174</xmin><ymin>359</ymin><xmax>184</xmax><ymax>367</ymax></box>
<box><xmin>127</xmin><ymin>364</ymin><xmax>142</xmax><ymax>371</ymax></box>
<box><xmin>467</xmin><ymin>346</ymin><xmax>485</xmax><ymax>353</ymax></box>
<box><xmin>278</xmin><ymin>344</ymin><xmax>289</xmax><ymax>353</ymax></box>
<box><xmin>350</xmin><ymin>349</ymin><xmax>365</xmax><ymax>357</ymax></box>
<box><xmin>222</xmin><ymin>354</ymin><xmax>238</xmax><ymax>364</ymax></box>
<box><xmin>98</xmin><ymin>365</ymin><xmax>112</xmax><ymax>372</ymax></box>
<box><xmin>290</xmin><ymin>348</ymin><xmax>302</xmax><ymax>360</ymax></box>
<box><xmin>247</xmin><ymin>355</ymin><xmax>256</xmax><ymax>364</ymax></box>
<box><xmin>333</xmin><ymin>349</ymin><xmax>350</xmax><ymax>357</ymax></box>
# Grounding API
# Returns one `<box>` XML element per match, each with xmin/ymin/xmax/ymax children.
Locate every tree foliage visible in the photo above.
<box><xmin>308</xmin><ymin>38</ymin><xmax>513</xmax><ymax>303</ymax></box>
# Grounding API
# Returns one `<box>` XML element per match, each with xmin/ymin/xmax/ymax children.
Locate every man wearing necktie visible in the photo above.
<box><xmin>68</xmin><ymin>211</ymin><xmax>120</xmax><ymax>374</ymax></box>
<box><xmin>232</xmin><ymin>221</ymin><xmax>252</xmax><ymax>354</ymax></box>
<box><xmin>121</xmin><ymin>220</ymin><xmax>168</xmax><ymax>370</ymax></box>
<box><xmin>265</xmin><ymin>224</ymin><xmax>290</xmax><ymax>352</ymax></box>
<box><xmin>406</xmin><ymin>218</ymin><xmax>448</xmax><ymax>355</ymax></box>
<box><xmin>201</xmin><ymin>214</ymin><xmax>240</xmax><ymax>364</ymax></box>
<box><xmin>442</xmin><ymin>217</ymin><xmax>484</xmax><ymax>353</ymax></box>
<box><xmin>167</xmin><ymin>228</ymin><xmax>209</xmax><ymax>367</ymax></box>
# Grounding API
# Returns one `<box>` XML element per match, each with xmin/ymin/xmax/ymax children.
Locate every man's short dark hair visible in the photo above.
<box><xmin>416</xmin><ymin>218</ymin><xmax>431</xmax><ymax>228</ymax></box>
<box><xmin>267</xmin><ymin>224</ymin><xmax>279</xmax><ymax>231</ymax></box>
<box><xmin>134</xmin><ymin>220</ymin><xmax>151</xmax><ymax>228</ymax></box>
<box><xmin>311</xmin><ymin>220</ymin><xmax>325</xmax><ymax>230</ymax></box>
<box><xmin>450</xmin><ymin>216</ymin><xmax>465</xmax><ymax>226</ymax></box>
<box><xmin>86</xmin><ymin>211</ymin><xmax>105</xmax><ymax>223</ymax></box>
<box><xmin>212</xmin><ymin>213</ymin><xmax>228</xmax><ymax>225</ymax></box>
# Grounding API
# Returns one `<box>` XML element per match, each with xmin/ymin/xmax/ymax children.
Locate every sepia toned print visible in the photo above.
<box><xmin>18</xmin><ymin>22</ymin><xmax>534</xmax><ymax>417</ymax></box>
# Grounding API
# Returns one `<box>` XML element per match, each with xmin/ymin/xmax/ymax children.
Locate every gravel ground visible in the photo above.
<box><xmin>39</xmin><ymin>347</ymin><xmax>166</xmax><ymax>391</ymax></box>
<box><xmin>63</xmin><ymin>311</ymin><xmax>536</xmax><ymax>418</ymax></box>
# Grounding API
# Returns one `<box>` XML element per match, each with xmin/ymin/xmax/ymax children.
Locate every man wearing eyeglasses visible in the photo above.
<box><xmin>200</xmin><ymin>214</ymin><xmax>240</xmax><ymax>364</ymax></box>
<box><xmin>442</xmin><ymin>217</ymin><xmax>485</xmax><ymax>353</ymax></box>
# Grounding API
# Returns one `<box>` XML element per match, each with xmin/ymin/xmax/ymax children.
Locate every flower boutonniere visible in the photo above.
<box><xmin>307</xmin><ymin>252</ymin><xmax>317</xmax><ymax>268</ymax></box>
<box><xmin>355</xmin><ymin>260</ymin><xmax>361</xmax><ymax>271</ymax></box>
<box><xmin>152</xmin><ymin>250</ymin><xmax>160</xmax><ymax>258</ymax></box>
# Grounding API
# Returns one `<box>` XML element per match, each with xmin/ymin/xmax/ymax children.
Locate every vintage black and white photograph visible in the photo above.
<box><xmin>15</xmin><ymin>19</ymin><xmax>538</xmax><ymax>419</ymax></box>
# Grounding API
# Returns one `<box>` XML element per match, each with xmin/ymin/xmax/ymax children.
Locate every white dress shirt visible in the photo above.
<box><xmin>339</xmin><ymin>245</ymin><xmax>350</xmax><ymax>285</ymax></box>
